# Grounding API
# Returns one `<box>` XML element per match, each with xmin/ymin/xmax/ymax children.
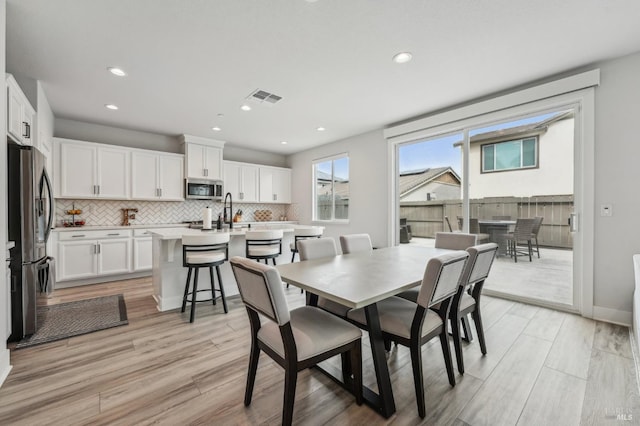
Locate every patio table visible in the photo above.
<box><xmin>478</xmin><ymin>219</ymin><xmax>516</xmax><ymax>255</ymax></box>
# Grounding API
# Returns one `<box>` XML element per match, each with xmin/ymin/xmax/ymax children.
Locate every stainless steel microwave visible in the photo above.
<box><xmin>185</xmin><ymin>179</ymin><xmax>223</xmax><ymax>200</ymax></box>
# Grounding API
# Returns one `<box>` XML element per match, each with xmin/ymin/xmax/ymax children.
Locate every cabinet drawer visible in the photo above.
<box><xmin>58</xmin><ymin>229</ymin><xmax>133</xmax><ymax>241</ymax></box>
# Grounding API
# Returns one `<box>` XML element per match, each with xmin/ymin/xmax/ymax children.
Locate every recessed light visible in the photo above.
<box><xmin>392</xmin><ymin>52</ymin><xmax>413</xmax><ymax>64</ymax></box>
<box><xmin>281</xmin><ymin>141</ymin><xmax>288</xmax><ymax>145</ymax></box>
<box><xmin>212</xmin><ymin>127</ymin><xmax>221</xmax><ymax>132</ymax></box>
<box><xmin>217</xmin><ymin>113</ymin><xmax>224</xmax><ymax>117</ymax></box>
<box><xmin>316</xmin><ymin>127</ymin><xmax>326</xmax><ymax>132</ymax></box>
<box><xmin>105</xmin><ymin>104</ymin><xmax>119</xmax><ymax>110</ymax></box>
<box><xmin>240</xmin><ymin>105</ymin><xmax>251</xmax><ymax>111</ymax></box>
<box><xmin>107</xmin><ymin>67</ymin><xmax>126</xmax><ymax>77</ymax></box>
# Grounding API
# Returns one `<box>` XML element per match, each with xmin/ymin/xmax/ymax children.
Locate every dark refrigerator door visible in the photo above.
<box><xmin>22</xmin><ymin>146</ymin><xmax>48</xmax><ymax>262</ymax></box>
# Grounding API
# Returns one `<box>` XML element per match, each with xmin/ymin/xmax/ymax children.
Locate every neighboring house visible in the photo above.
<box><xmin>467</xmin><ymin>111</ymin><xmax>574</xmax><ymax>198</ymax></box>
<box><xmin>315</xmin><ymin>170</ymin><xmax>349</xmax><ymax>219</ymax></box>
<box><xmin>399</xmin><ymin>167</ymin><xmax>461</xmax><ymax>201</ymax></box>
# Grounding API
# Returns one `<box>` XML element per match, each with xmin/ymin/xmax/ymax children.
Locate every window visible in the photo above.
<box><xmin>482</xmin><ymin>137</ymin><xmax>537</xmax><ymax>172</ymax></box>
<box><xmin>313</xmin><ymin>154</ymin><xmax>349</xmax><ymax>221</ymax></box>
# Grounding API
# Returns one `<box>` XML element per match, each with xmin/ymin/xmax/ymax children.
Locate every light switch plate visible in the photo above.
<box><xmin>600</xmin><ymin>204</ymin><xmax>613</xmax><ymax>217</ymax></box>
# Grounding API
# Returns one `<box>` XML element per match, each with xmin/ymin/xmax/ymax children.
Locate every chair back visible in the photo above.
<box><xmin>245</xmin><ymin>229</ymin><xmax>284</xmax><ymax>241</ymax></box>
<box><xmin>513</xmin><ymin>218</ymin><xmax>536</xmax><ymax>240</ymax></box>
<box><xmin>416</xmin><ymin>251</ymin><xmax>469</xmax><ymax>308</ymax></box>
<box><xmin>435</xmin><ymin>232</ymin><xmax>477</xmax><ymax>250</ymax></box>
<box><xmin>531</xmin><ymin>216</ymin><xmax>543</xmax><ymax>236</ymax></box>
<box><xmin>469</xmin><ymin>218</ymin><xmax>481</xmax><ymax>234</ymax></box>
<box><xmin>298</xmin><ymin>237</ymin><xmax>338</xmax><ymax>261</ymax></box>
<box><xmin>230</xmin><ymin>256</ymin><xmax>290</xmax><ymax>325</ymax></box>
<box><xmin>462</xmin><ymin>243</ymin><xmax>498</xmax><ymax>287</ymax></box>
<box><xmin>294</xmin><ymin>227</ymin><xmax>323</xmax><ymax>238</ymax></box>
<box><xmin>182</xmin><ymin>233</ymin><xmax>230</xmax><ymax>266</ymax></box>
<box><xmin>444</xmin><ymin>216</ymin><xmax>454</xmax><ymax>232</ymax></box>
<box><xmin>340</xmin><ymin>234</ymin><xmax>373</xmax><ymax>254</ymax></box>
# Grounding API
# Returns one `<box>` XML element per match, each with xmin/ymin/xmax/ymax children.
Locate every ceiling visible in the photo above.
<box><xmin>7</xmin><ymin>1</ymin><xmax>640</xmax><ymax>155</ymax></box>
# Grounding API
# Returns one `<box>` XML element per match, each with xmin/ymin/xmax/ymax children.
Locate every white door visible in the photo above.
<box><xmin>133</xmin><ymin>238</ymin><xmax>152</xmax><ymax>271</ymax></box>
<box><xmin>59</xmin><ymin>142</ymin><xmax>97</xmax><ymax>198</ymax></box>
<box><xmin>186</xmin><ymin>144</ymin><xmax>206</xmax><ymax>179</ymax></box>
<box><xmin>58</xmin><ymin>240</ymin><xmax>97</xmax><ymax>281</ymax></box>
<box><xmin>204</xmin><ymin>146</ymin><xmax>223</xmax><ymax>179</ymax></box>
<box><xmin>98</xmin><ymin>238</ymin><xmax>131</xmax><ymax>275</ymax></box>
<box><xmin>97</xmin><ymin>146</ymin><xmax>130</xmax><ymax>198</ymax></box>
<box><xmin>158</xmin><ymin>155</ymin><xmax>184</xmax><ymax>200</ymax></box>
<box><xmin>241</xmin><ymin>165</ymin><xmax>259</xmax><ymax>202</ymax></box>
<box><xmin>131</xmin><ymin>152</ymin><xmax>159</xmax><ymax>199</ymax></box>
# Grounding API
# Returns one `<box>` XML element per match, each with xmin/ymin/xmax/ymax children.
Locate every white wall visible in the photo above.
<box><xmin>592</xmin><ymin>51</ymin><xmax>640</xmax><ymax>320</ymax></box>
<box><xmin>223</xmin><ymin>145</ymin><xmax>286</xmax><ymax>168</ymax></box>
<box><xmin>0</xmin><ymin>0</ymin><xmax>12</xmax><ymax>386</ymax></box>
<box><xmin>468</xmin><ymin>118</ymin><xmax>574</xmax><ymax>198</ymax></box>
<box><xmin>287</xmin><ymin>129</ymin><xmax>389</xmax><ymax>250</ymax></box>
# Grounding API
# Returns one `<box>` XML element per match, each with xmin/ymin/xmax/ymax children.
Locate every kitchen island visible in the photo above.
<box><xmin>150</xmin><ymin>225</ymin><xmax>311</xmax><ymax>312</ymax></box>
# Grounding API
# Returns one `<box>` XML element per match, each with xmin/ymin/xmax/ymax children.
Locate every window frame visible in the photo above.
<box><xmin>312</xmin><ymin>153</ymin><xmax>350</xmax><ymax>223</ymax></box>
<box><xmin>480</xmin><ymin>136</ymin><xmax>539</xmax><ymax>173</ymax></box>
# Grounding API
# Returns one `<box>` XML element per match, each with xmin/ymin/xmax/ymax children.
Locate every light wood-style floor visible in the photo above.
<box><xmin>0</xmin><ymin>277</ymin><xmax>638</xmax><ymax>425</ymax></box>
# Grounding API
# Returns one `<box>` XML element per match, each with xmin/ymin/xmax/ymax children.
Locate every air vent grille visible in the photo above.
<box><xmin>247</xmin><ymin>89</ymin><xmax>283</xmax><ymax>105</ymax></box>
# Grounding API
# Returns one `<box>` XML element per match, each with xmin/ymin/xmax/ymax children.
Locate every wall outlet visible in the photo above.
<box><xmin>600</xmin><ymin>204</ymin><xmax>613</xmax><ymax>217</ymax></box>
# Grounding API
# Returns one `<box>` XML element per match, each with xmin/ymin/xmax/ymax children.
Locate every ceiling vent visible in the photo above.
<box><xmin>246</xmin><ymin>89</ymin><xmax>283</xmax><ymax>106</ymax></box>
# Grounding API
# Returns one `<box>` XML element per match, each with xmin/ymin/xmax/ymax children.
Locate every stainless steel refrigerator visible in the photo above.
<box><xmin>7</xmin><ymin>143</ymin><xmax>55</xmax><ymax>341</ymax></box>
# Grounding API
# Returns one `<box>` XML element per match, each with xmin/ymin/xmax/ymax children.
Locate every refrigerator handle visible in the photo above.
<box><xmin>43</xmin><ymin>168</ymin><xmax>54</xmax><ymax>243</ymax></box>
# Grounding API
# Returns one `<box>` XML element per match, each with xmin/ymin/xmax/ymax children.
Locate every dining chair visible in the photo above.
<box><xmin>298</xmin><ymin>238</ymin><xmax>351</xmax><ymax>318</ymax></box>
<box><xmin>531</xmin><ymin>216</ymin><xmax>544</xmax><ymax>258</ymax></box>
<box><xmin>230</xmin><ymin>256</ymin><xmax>363</xmax><ymax>426</ymax></box>
<box><xmin>346</xmin><ymin>251</ymin><xmax>469</xmax><ymax>418</ymax></box>
<box><xmin>245</xmin><ymin>229</ymin><xmax>283</xmax><ymax>265</ymax></box>
<box><xmin>339</xmin><ymin>233</ymin><xmax>373</xmax><ymax>254</ymax></box>
<box><xmin>449</xmin><ymin>243</ymin><xmax>498</xmax><ymax>374</ymax></box>
<box><xmin>506</xmin><ymin>218</ymin><xmax>536</xmax><ymax>262</ymax></box>
<box><xmin>181</xmin><ymin>233</ymin><xmax>229</xmax><ymax>323</ymax></box>
<box><xmin>290</xmin><ymin>227</ymin><xmax>323</xmax><ymax>263</ymax></box>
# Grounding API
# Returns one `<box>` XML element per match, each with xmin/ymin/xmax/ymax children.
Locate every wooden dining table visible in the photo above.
<box><xmin>275</xmin><ymin>245</ymin><xmax>451</xmax><ymax>418</ymax></box>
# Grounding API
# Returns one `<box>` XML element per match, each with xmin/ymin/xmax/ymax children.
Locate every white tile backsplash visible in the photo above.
<box><xmin>55</xmin><ymin>199</ymin><xmax>290</xmax><ymax>226</ymax></box>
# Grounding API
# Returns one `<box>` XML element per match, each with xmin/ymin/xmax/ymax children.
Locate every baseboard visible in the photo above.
<box><xmin>56</xmin><ymin>271</ymin><xmax>151</xmax><ymax>289</ymax></box>
<box><xmin>592</xmin><ymin>305</ymin><xmax>632</xmax><ymax>327</ymax></box>
<box><xmin>0</xmin><ymin>348</ymin><xmax>12</xmax><ymax>388</ymax></box>
<box><xmin>629</xmin><ymin>328</ymin><xmax>640</xmax><ymax>395</ymax></box>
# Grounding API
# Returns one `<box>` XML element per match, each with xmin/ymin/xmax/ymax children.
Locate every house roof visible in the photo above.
<box><xmin>399</xmin><ymin>167</ymin><xmax>460</xmax><ymax>197</ymax></box>
<box><xmin>469</xmin><ymin>110</ymin><xmax>575</xmax><ymax>145</ymax></box>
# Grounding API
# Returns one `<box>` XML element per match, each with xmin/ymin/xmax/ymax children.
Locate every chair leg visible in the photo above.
<box><xmin>216</xmin><ymin>265</ymin><xmax>228</xmax><ymax>314</ymax></box>
<box><xmin>291</xmin><ymin>251</ymin><xmax>296</xmax><ymax>263</ymax></box>
<box><xmin>351</xmin><ymin>342</ymin><xmax>363</xmax><ymax>405</ymax></box>
<box><xmin>282</xmin><ymin>366</ymin><xmax>297</xmax><ymax>426</ymax></box>
<box><xmin>471</xmin><ymin>308</ymin><xmax>487</xmax><ymax>355</ymax></box>
<box><xmin>439</xmin><ymin>329</ymin><xmax>456</xmax><ymax>387</ymax></box>
<box><xmin>409</xmin><ymin>341</ymin><xmax>426</xmax><ymax>418</ymax></box>
<box><xmin>535</xmin><ymin>236</ymin><xmax>540</xmax><ymax>258</ymax></box>
<box><xmin>450</xmin><ymin>314</ymin><xmax>465</xmax><ymax>375</ymax></box>
<box><xmin>461</xmin><ymin>314</ymin><xmax>474</xmax><ymax>343</ymax></box>
<box><xmin>181</xmin><ymin>267</ymin><xmax>192</xmax><ymax>313</ymax></box>
<box><xmin>528</xmin><ymin>240</ymin><xmax>532</xmax><ymax>262</ymax></box>
<box><xmin>244</xmin><ymin>337</ymin><xmax>261</xmax><ymax>406</ymax></box>
<box><xmin>272</xmin><ymin>258</ymin><xmax>277</xmax><ymax>266</ymax></box>
<box><xmin>384</xmin><ymin>338</ymin><xmax>391</xmax><ymax>352</ymax></box>
<box><xmin>209</xmin><ymin>267</ymin><xmax>216</xmax><ymax>306</ymax></box>
<box><xmin>190</xmin><ymin>268</ymin><xmax>199</xmax><ymax>323</ymax></box>
<box><xmin>340</xmin><ymin>352</ymin><xmax>353</xmax><ymax>388</ymax></box>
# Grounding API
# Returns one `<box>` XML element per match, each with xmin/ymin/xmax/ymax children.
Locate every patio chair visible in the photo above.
<box><xmin>444</xmin><ymin>216</ymin><xmax>460</xmax><ymax>233</ymax></box>
<box><xmin>506</xmin><ymin>218</ymin><xmax>537</xmax><ymax>262</ymax></box>
<box><xmin>458</xmin><ymin>217</ymin><xmax>490</xmax><ymax>243</ymax></box>
<box><xmin>531</xmin><ymin>216</ymin><xmax>544</xmax><ymax>258</ymax></box>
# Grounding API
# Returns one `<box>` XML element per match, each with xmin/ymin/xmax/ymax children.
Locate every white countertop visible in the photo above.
<box><xmin>150</xmin><ymin>224</ymin><xmax>312</xmax><ymax>240</ymax></box>
<box><xmin>52</xmin><ymin>221</ymin><xmax>298</xmax><ymax>232</ymax></box>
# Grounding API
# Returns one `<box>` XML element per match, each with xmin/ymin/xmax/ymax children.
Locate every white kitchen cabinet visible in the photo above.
<box><xmin>6</xmin><ymin>74</ymin><xmax>35</xmax><ymax>146</ymax></box>
<box><xmin>223</xmin><ymin>161</ymin><xmax>259</xmax><ymax>203</ymax></box>
<box><xmin>131</xmin><ymin>151</ymin><xmax>184</xmax><ymax>201</ymax></box>
<box><xmin>133</xmin><ymin>236</ymin><xmax>152</xmax><ymax>271</ymax></box>
<box><xmin>259</xmin><ymin>166</ymin><xmax>291</xmax><ymax>204</ymax></box>
<box><xmin>181</xmin><ymin>135</ymin><xmax>225</xmax><ymax>180</ymax></box>
<box><xmin>56</xmin><ymin>138</ymin><xmax>130</xmax><ymax>199</ymax></box>
<box><xmin>56</xmin><ymin>230</ymin><xmax>133</xmax><ymax>282</ymax></box>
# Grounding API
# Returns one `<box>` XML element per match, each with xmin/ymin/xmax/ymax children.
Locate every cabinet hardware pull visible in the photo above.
<box><xmin>97</xmin><ymin>244</ymin><xmax>101</xmax><ymax>254</ymax></box>
<box><xmin>159</xmin><ymin>188</ymin><xmax>162</xmax><ymax>197</ymax></box>
<box><xmin>72</xmin><ymin>234</ymin><xmax>86</xmax><ymax>238</ymax></box>
<box><xmin>97</xmin><ymin>185</ymin><xmax>100</xmax><ymax>195</ymax></box>
<box><xmin>107</xmin><ymin>233</ymin><xmax>120</xmax><ymax>236</ymax></box>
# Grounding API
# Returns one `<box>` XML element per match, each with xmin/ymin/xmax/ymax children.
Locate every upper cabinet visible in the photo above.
<box><xmin>6</xmin><ymin>74</ymin><xmax>35</xmax><ymax>146</ymax></box>
<box><xmin>259</xmin><ymin>166</ymin><xmax>291</xmax><ymax>204</ymax></box>
<box><xmin>131</xmin><ymin>151</ymin><xmax>184</xmax><ymax>201</ymax></box>
<box><xmin>180</xmin><ymin>135</ymin><xmax>225</xmax><ymax>180</ymax></box>
<box><xmin>56</xmin><ymin>138</ymin><xmax>130</xmax><ymax>199</ymax></box>
<box><xmin>223</xmin><ymin>161</ymin><xmax>259</xmax><ymax>202</ymax></box>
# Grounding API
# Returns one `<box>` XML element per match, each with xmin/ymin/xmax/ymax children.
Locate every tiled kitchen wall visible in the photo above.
<box><xmin>55</xmin><ymin>199</ymin><xmax>297</xmax><ymax>227</ymax></box>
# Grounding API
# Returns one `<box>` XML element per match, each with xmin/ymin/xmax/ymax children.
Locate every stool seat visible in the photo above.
<box><xmin>248</xmin><ymin>246</ymin><xmax>281</xmax><ymax>257</ymax></box>
<box><xmin>181</xmin><ymin>232</ymin><xmax>230</xmax><ymax>323</ymax></box>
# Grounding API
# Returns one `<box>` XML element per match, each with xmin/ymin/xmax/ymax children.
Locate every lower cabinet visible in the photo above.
<box><xmin>133</xmin><ymin>232</ymin><xmax>153</xmax><ymax>271</ymax></box>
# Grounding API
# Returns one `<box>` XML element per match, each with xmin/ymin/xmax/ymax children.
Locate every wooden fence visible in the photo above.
<box><xmin>400</xmin><ymin>195</ymin><xmax>574</xmax><ymax>248</ymax></box>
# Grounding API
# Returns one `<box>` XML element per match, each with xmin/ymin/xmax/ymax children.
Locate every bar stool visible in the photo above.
<box><xmin>181</xmin><ymin>233</ymin><xmax>229</xmax><ymax>323</ymax></box>
<box><xmin>245</xmin><ymin>229</ymin><xmax>283</xmax><ymax>265</ymax></box>
<box><xmin>290</xmin><ymin>227</ymin><xmax>323</xmax><ymax>262</ymax></box>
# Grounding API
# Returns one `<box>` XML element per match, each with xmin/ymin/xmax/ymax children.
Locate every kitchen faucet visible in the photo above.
<box><xmin>223</xmin><ymin>192</ymin><xmax>233</xmax><ymax>229</ymax></box>
<box><xmin>122</xmin><ymin>208</ymin><xmax>139</xmax><ymax>226</ymax></box>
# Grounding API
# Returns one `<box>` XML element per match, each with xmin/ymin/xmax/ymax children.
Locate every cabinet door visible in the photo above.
<box><xmin>204</xmin><ymin>146</ymin><xmax>223</xmax><ymax>180</ymax></box>
<box><xmin>7</xmin><ymin>83</ymin><xmax>24</xmax><ymax>143</ymax></box>
<box><xmin>97</xmin><ymin>146</ymin><xmax>130</xmax><ymax>199</ymax></box>
<box><xmin>58</xmin><ymin>240</ymin><xmax>97</xmax><ymax>281</ymax></box>
<box><xmin>59</xmin><ymin>142</ymin><xmax>97</xmax><ymax>198</ymax></box>
<box><xmin>131</xmin><ymin>152</ymin><xmax>159</xmax><ymax>199</ymax></box>
<box><xmin>133</xmin><ymin>237</ymin><xmax>152</xmax><ymax>271</ymax></box>
<box><xmin>223</xmin><ymin>162</ymin><xmax>241</xmax><ymax>200</ymax></box>
<box><xmin>158</xmin><ymin>155</ymin><xmax>184</xmax><ymax>200</ymax></box>
<box><xmin>186</xmin><ymin>144</ymin><xmax>206</xmax><ymax>179</ymax></box>
<box><xmin>21</xmin><ymin>107</ymin><xmax>35</xmax><ymax>147</ymax></box>
<box><xmin>259</xmin><ymin>167</ymin><xmax>275</xmax><ymax>203</ymax></box>
<box><xmin>241</xmin><ymin>165</ymin><xmax>259</xmax><ymax>202</ymax></box>
<box><xmin>273</xmin><ymin>168</ymin><xmax>291</xmax><ymax>203</ymax></box>
<box><xmin>98</xmin><ymin>238</ymin><xmax>131</xmax><ymax>275</ymax></box>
